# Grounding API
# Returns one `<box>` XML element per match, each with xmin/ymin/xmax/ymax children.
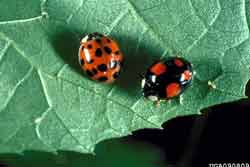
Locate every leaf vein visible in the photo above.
<box><xmin>66</xmin><ymin>0</ymin><xmax>86</xmax><ymax>24</ymax></box>
<box><xmin>0</xmin><ymin>40</ymin><xmax>11</xmax><ymax>65</ymax></box>
<box><xmin>106</xmin><ymin>10</ymin><xmax>129</xmax><ymax>35</ymax></box>
<box><xmin>184</xmin><ymin>0</ymin><xmax>221</xmax><ymax>54</ymax></box>
<box><xmin>52</xmin><ymin>109</ymin><xmax>92</xmax><ymax>153</ymax></box>
<box><xmin>1</xmin><ymin>67</ymin><xmax>33</xmax><ymax>113</ymax></box>
<box><xmin>0</xmin><ymin>15</ymin><xmax>45</xmax><ymax>25</ymax></box>
<box><xmin>125</xmin><ymin>0</ymin><xmax>171</xmax><ymax>51</ymax></box>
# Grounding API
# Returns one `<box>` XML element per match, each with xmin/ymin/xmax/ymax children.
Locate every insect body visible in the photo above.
<box><xmin>79</xmin><ymin>32</ymin><xmax>124</xmax><ymax>83</ymax></box>
<box><xmin>141</xmin><ymin>57</ymin><xmax>193</xmax><ymax>102</ymax></box>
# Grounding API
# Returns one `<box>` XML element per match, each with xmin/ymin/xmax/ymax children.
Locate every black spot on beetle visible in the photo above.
<box><xmin>95</xmin><ymin>48</ymin><xmax>102</xmax><ymax>57</ymax></box>
<box><xmin>87</xmin><ymin>59</ymin><xmax>94</xmax><ymax>64</ymax></box>
<box><xmin>115</xmin><ymin>51</ymin><xmax>120</xmax><ymax>55</ymax></box>
<box><xmin>87</xmin><ymin>44</ymin><xmax>92</xmax><ymax>49</ymax></box>
<box><xmin>104</xmin><ymin>46</ymin><xmax>112</xmax><ymax>54</ymax></box>
<box><xmin>107</xmin><ymin>38</ymin><xmax>111</xmax><ymax>43</ymax></box>
<box><xmin>92</xmin><ymin>68</ymin><xmax>98</xmax><ymax>75</ymax></box>
<box><xmin>96</xmin><ymin>38</ymin><xmax>101</xmax><ymax>43</ymax></box>
<box><xmin>86</xmin><ymin>70</ymin><xmax>94</xmax><ymax>77</ymax></box>
<box><xmin>98</xmin><ymin>76</ymin><xmax>108</xmax><ymax>82</ymax></box>
<box><xmin>97</xmin><ymin>64</ymin><xmax>108</xmax><ymax>72</ymax></box>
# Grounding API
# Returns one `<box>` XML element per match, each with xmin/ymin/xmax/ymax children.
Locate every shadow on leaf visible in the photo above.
<box><xmin>52</xmin><ymin>30</ymin><xmax>83</xmax><ymax>76</ymax></box>
<box><xmin>51</xmin><ymin>30</ymin><xmax>163</xmax><ymax>97</ymax></box>
<box><xmin>108</xmin><ymin>33</ymin><xmax>163</xmax><ymax>97</ymax></box>
<box><xmin>0</xmin><ymin>138</ymin><xmax>165</xmax><ymax>167</ymax></box>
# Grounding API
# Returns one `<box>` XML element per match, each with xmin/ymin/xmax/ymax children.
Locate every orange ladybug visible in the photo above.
<box><xmin>78</xmin><ymin>32</ymin><xmax>124</xmax><ymax>83</ymax></box>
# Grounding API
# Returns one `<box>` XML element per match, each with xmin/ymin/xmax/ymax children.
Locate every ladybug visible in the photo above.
<box><xmin>141</xmin><ymin>57</ymin><xmax>193</xmax><ymax>102</ymax></box>
<box><xmin>78</xmin><ymin>32</ymin><xmax>124</xmax><ymax>83</ymax></box>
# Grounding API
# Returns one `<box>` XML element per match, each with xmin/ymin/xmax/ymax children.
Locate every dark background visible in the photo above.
<box><xmin>0</xmin><ymin>82</ymin><xmax>249</xmax><ymax>167</ymax></box>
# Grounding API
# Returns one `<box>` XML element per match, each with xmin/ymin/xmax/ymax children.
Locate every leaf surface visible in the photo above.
<box><xmin>0</xmin><ymin>0</ymin><xmax>250</xmax><ymax>153</ymax></box>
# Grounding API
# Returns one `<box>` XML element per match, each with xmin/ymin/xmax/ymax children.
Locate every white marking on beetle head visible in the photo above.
<box><xmin>81</xmin><ymin>35</ymin><xmax>89</xmax><ymax>43</ymax></box>
<box><xmin>151</xmin><ymin>75</ymin><xmax>156</xmax><ymax>83</ymax></box>
<box><xmin>141</xmin><ymin>78</ymin><xmax>146</xmax><ymax>88</ymax></box>
<box><xmin>148</xmin><ymin>95</ymin><xmax>158</xmax><ymax>102</ymax></box>
<box><xmin>110</xmin><ymin>61</ymin><xmax>116</xmax><ymax>69</ymax></box>
<box><xmin>180</xmin><ymin>73</ymin><xmax>185</xmax><ymax>82</ymax></box>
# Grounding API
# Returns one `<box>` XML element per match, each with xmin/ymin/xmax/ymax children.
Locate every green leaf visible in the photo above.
<box><xmin>0</xmin><ymin>0</ymin><xmax>250</xmax><ymax>153</ymax></box>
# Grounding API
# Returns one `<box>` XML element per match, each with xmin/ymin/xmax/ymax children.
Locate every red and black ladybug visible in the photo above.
<box><xmin>79</xmin><ymin>32</ymin><xmax>124</xmax><ymax>83</ymax></box>
<box><xmin>141</xmin><ymin>57</ymin><xmax>193</xmax><ymax>102</ymax></box>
